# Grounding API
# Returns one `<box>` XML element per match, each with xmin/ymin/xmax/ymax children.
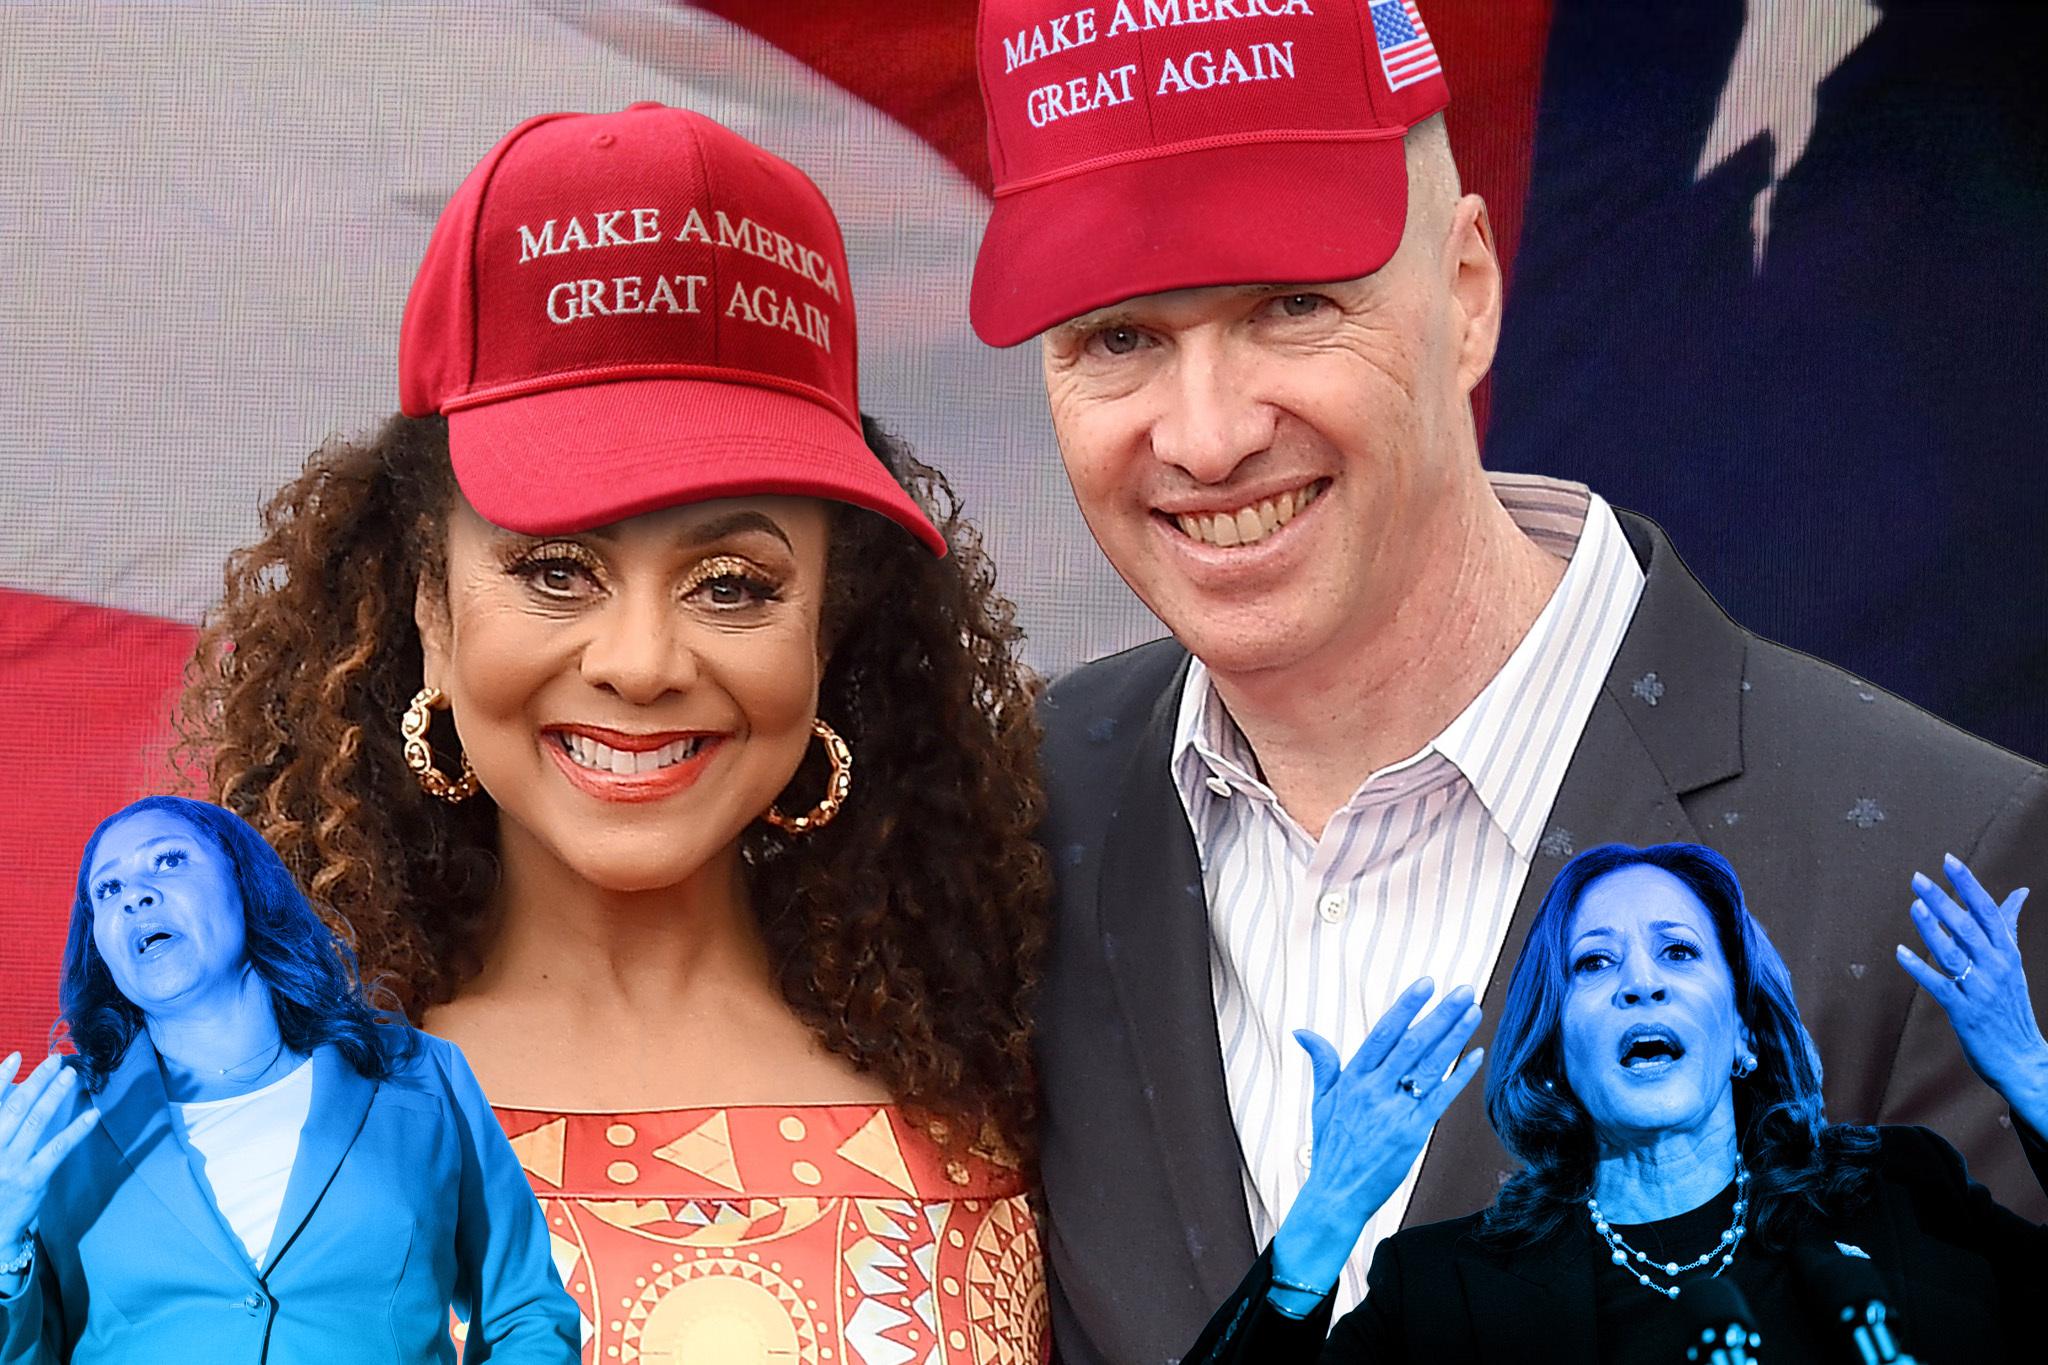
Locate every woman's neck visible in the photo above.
<box><xmin>467</xmin><ymin>830</ymin><xmax>770</xmax><ymax>1008</ymax></box>
<box><xmin>148</xmin><ymin>967</ymin><xmax>299</xmax><ymax>1102</ymax></box>
<box><xmin>425</xmin><ymin>829</ymin><xmax>892</xmax><ymax>1111</ymax></box>
<box><xmin>1591</xmin><ymin>1106</ymin><xmax>1742</xmax><ymax>1224</ymax></box>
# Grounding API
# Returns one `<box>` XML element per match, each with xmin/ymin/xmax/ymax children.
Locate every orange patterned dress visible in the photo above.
<box><xmin>492</xmin><ymin>1103</ymin><xmax>1047</xmax><ymax>1365</ymax></box>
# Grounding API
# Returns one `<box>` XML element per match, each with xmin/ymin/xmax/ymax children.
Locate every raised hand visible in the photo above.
<box><xmin>1895</xmin><ymin>855</ymin><xmax>2048</xmax><ymax>1134</ymax></box>
<box><xmin>0</xmin><ymin>1053</ymin><xmax>99</xmax><ymax>1256</ymax></box>
<box><xmin>1269</xmin><ymin>978</ymin><xmax>1484</xmax><ymax>1306</ymax></box>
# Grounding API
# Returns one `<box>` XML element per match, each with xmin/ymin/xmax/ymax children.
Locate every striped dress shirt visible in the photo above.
<box><xmin>1171</xmin><ymin>475</ymin><xmax>1646</xmax><ymax>1315</ymax></box>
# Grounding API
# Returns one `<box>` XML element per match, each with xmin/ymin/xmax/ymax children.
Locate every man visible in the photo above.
<box><xmin>966</xmin><ymin>1</ymin><xmax>2048</xmax><ymax>1362</ymax></box>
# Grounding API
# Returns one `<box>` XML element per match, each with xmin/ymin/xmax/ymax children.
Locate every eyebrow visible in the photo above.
<box><xmin>1572</xmin><ymin>919</ymin><xmax>1703</xmax><ymax>943</ymax></box>
<box><xmin>568</xmin><ymin>510</ymin><xmax>795</xmax><ymax>552</ymax></box>
<box><xmin>88</xmin><ymin>836</ymin><xmax>187</xmax><ymax>883</ymax></box>
<box><xmin>680</xmin><ymin>510</ymin><xmax>794</xmax><ymax>549</ymax></box>
<box><xmin>1054</xmin><ymin>281</ymin><xmax>1350</xmax><ymax>339</ymax></box>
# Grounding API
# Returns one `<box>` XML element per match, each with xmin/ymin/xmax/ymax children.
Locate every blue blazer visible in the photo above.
<box><xmin>0</xmin><ymin>1032</ymin><xmax>578</xmax><ymax>1364</ymax></box>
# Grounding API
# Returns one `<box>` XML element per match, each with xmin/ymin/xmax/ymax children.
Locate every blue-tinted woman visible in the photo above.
<box><xmin>0</xmin><ymin>795</ymin><xmax>577</xmax><ymax>1364</ymax></box>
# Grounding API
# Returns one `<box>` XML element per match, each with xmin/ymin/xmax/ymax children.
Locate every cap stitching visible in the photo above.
<box><xmin>993</xmin><ymin>124</ymin><xmax>1406</xmax><ymax>199</ymax></box>
<box><xmin>463</xmin><ymin>112</ymin><xmax>579</xmax><ymax>395</ymax></box>
<box><xmin>441</xmin><ymin>364</ymin><xmax>856</xmax><ymax>427</ymax></box>
<box><xmin>682</xmin><ymin>115</ymin><xmax>723</xmax><ymax>375</ymax></box>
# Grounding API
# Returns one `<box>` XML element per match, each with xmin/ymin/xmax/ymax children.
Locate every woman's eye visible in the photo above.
<box><xmin>692</xmin><ymin>573</ymin><xmax>776</xmax><ymax>609</ymax></box>
<box><xmin>155</xmin><ymin>850</ymin><xmax>186</xmax><ymax>869</ymax></box>
<box><xmin>514</xmin><ymin>556</ymin><xmax>600</xmax><ymax>597</ymax></box>
<box><xmin>1572</xmin><ymin>952</ymin><xmax>1611</xmax><ymax>975</ymax></box>
<box><xmin>1663</xmin><ymin>941</ymin><xmax>1700</xmax><ymax>961</ymax></box>
<box><xmin>95</xmin><ymin>880</ymin><xmax>117</xmax><ymax>900</ymax></box>
<box><xmin>681</xmin><ymin>555</ymin><xmax>781</xmax><ymax>610</ymax></box>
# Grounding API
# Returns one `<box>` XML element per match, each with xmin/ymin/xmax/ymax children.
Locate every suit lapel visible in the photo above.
<box><xmin>92</xmin><ymin>1035</ymin><xmax>260</xmax><ymax>1283</ymax></box>
<box><xmin>1456</xmin><ymin>1225</ymin><xmax>1598</xmax><ymax>1364</ymax></box>
<box><xmin>262</xmin><ymin>1045</ymin><xmax>375</xmax><ymax>1277</ymax></box>
<box><xmin>1093</xmin><ymin>653</ymin><xmax>1259</xmax><ymax>1304</ymax></box>
<box><xmin>1406</xmin><ymin>513</ymin><xmax>1746</xmax><ymax>1227</ymax></box>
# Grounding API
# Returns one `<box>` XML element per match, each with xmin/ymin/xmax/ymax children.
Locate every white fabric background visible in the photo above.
<box><xmin>0</xmin><ymin>0</ymin><xmax>1162</xmax><ymax>674</ymax></box>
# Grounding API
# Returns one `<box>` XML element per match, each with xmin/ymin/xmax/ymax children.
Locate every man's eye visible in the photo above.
<box><xmin>1096</xmin><ymin>326</ymin><xmax>1145</xmax><ymax>356</ymax></box>
<box><xmin>1275</xmin><ymin>293</ymin><xmax>1326</xmax><ymax>317</ymax></box>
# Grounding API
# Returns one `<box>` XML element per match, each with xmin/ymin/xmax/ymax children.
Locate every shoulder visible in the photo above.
<box><xmin>1038</xmin><ymin>637</ymin><xmax>1186</xmax><ymax>812</ymax></box>
<box><xmin>1626</xmin><ymin>511</ymin><xmax>2037</xmax><ymax>797</ymax></box>
<box><xmin>1036</xmin><ymin>638</ymin><xmax>1188</xmax><ymax>851</ymax></box>
<box><xmin>1729</xmin><ymin>634</ymin><xmax>2048</xmax><ymax>878</ymax></box>
<box><xmin>1039</xmin><ymin>637</ymin><xmax>1186</xmax><ymax>752</ymax></box>
<box><xmin>52</xmin><ymin>1056</ymin><xmax>98</xmax><ymax>1124</ymax></box>
<box><xmin>1620</xmin><ymin>508</ymin><xmax>2046</xmax><ymax>841</ymax></box>
<box><xmin>1740</xmin><ymin>638</ymin><xmax>2041</xmax><ymax>793</ymax></box>
<box><xmin>377</xmin><ymin>1029</ymin><xmax>468</xmax><ymax>1098</ymax></box>
<box><xmin>1374</xmin><ymin>1208</ymin><xmax>1491</xmax><ymax>1277</ymax></box>
<box><xmin>1870</xmin><ymin>1124</ymin><xmax>1972</xmax><ymax>1190</ymax></box>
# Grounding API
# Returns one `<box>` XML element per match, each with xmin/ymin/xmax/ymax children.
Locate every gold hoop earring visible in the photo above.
<box><xmin>401</xmin><ymin>687</ymin><xmax>479</xmax><ymax>802</ymax></box>
<box><xmin>764</xmin><ymin>719</ymin><xmax>852</xmax><ymax>835</ymax></box>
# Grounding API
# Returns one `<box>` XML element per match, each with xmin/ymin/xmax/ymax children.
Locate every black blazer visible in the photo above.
<box><xmin>1182</xmin><ymin>1125</ymin><xmax>2048</xmax><ymax>1364</ymax></box>
<box><xmin>1034</xmin><ymin>512</ymin><xmax>2048</xmax><ymax>1365</ymax></box>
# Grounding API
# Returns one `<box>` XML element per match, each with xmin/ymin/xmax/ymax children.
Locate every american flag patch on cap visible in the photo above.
<box><xmin>1370</xmin><ymin>0</ymin><xmax>1442</xmax><ymax>92</ymax></box>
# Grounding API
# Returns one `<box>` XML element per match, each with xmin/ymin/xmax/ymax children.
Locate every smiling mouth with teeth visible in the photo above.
<box><xmin>558</xmin><ymin>732</ymin><xmax>710</xmax><ymax>777</ymax></box>
<box><xmin>1172</xmin><ymin>481</ymin><xmax>1324</xmax><ymax>549</ymax></box>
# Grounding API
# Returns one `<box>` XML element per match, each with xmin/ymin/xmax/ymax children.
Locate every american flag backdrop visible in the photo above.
<box><xmin>3</xmin><ymin>0</ymin><xmax>2042</xmax><ymax>1067</ymax></box>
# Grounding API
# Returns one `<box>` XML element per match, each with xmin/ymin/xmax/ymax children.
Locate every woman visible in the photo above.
<box><xmin>182</xmin><ymin>105</ymin><xmax>1051</xmax><ymax>1359</ymax></box>
<box><xmin>1184</xmin><ymin>842</ymin><xmax>2048</xmax><ymax>1362</ymax></box>
<box><xmin>0</xmin><ymin>796</ymin><xmax>577</xmax><ymax>1363</ymax></box>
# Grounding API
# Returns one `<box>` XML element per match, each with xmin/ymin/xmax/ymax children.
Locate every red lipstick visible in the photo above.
<box><xmin>543</xmin><ymin>726</ymin><xmax>726</xmax><ymax>804</ymax></box>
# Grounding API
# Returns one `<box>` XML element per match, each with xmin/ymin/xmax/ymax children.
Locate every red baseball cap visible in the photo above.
<box><xmin>401</xmin><ymin>103</ymin><xmax>945</xmax><ymax>555</ymax></box>
<box><xmin>970</xmin><ymin>0</ymin><xmax>1450</xmax><ymax>347</ymax></box>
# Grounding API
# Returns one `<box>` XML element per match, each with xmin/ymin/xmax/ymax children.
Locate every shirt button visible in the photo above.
<box><xmin>1318</xmin><ymin>892</ymin><xmax>1348</xmax><ymax>923</ymax></box>
<box><xmin>242</xmin><ymin>1292</ymin><xmax>264</xmax><ymax>1313</ymax></box>
<box><xmin>1204</xmin><ymin>774</ymin><xmax>1232</xmax><ymax>798</ymax></box>
<box><xmin>1297</xmin><ymin>1141</ymin><xmax>1314</xmax><ymax>1169</ymax></box>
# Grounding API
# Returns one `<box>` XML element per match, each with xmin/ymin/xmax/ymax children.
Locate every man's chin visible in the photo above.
<box><xmin>1168</xmin><ymin>618</ymin><xmax>1318</xmax><ymax>680</ymax></box>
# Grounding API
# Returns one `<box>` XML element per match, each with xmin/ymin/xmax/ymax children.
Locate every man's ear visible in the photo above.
<box><xmin>1446</xmin><ymin>193</ymin><xmax>1503</xmax><ymax>397</ymax></box>
<box><xmin>414</xmin><ymin>572</ymin><xmax>452</xmax><ymax>694</ymax></box>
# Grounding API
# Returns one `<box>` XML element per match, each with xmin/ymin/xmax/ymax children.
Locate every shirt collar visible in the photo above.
<box><xmin>1171</xmin><ymin>474</ymin><xmax>1645</xmax><ymax>861</ymax></box>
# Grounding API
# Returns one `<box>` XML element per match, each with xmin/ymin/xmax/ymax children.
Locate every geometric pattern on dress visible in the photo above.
<box><xmin>496</xmin><ymin>1103</ymin><xmax>1048</xmax><ymax>1364</ymax></box>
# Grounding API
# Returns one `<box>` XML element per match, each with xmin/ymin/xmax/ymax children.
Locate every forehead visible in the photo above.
<box><xmin>453</xmin><ymin>490</ymin><xmax>831</xmax><ymax>548</ymax></box>
<box><xmin>1050</xmin><ymin>277</ymin><xmax>1367</xmax><ymax>339</ymax></box>
<box><xmin>91</xmin><ymin>809</ymin><xmax>205</xmax><ymax>874</ymax></box>
<box><xmin>1568</xmin><ymin>864</ymin><xmax>1716</xmax><ymax>940</ymax></box>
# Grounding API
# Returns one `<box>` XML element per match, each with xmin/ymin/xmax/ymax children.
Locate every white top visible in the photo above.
<box><xmin>169</xmin><ymin>1056</ymin><xmax>315</xmax><ymax>1270</ymax></box>
<box><xmin>1172</xmin><ymin>474</ymin><xmax>1646</xmax><ymax>1315</ymax></box>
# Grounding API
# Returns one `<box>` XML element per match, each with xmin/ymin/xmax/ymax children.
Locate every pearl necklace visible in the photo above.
<box><xmin>1587</xmin><ymin>1160</ymin><xmax>1750</xmax><ymax>1300</ymax></box>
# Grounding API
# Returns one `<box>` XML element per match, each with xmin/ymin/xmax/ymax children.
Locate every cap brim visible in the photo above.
<box><xmin>447</xmin><ymin>379</ymin><xmax>946</xmax><ymax>556</ymax></box>
<box><xmin>971</xmin><ymin>135</ymin><xmax>1411</xmax><ymax>348</ymax></box>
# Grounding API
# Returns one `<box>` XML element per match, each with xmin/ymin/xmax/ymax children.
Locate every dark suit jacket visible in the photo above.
<box><xmin>1182</xmin><ymin>1125</ymin><xmax>2048</xmax><ymax>1364</ymax></box>
<box><xmin>0</xmin><ymin>1034</ymin><xmax>578</xmax><ymax>1365</ymax></box>
<box><xmin>1035</xmin><ymin>511</ymin><xmax>2048</xmax><ymax>1365</ymax></box>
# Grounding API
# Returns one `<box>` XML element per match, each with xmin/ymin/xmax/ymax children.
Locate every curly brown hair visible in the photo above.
<box><xmin>182</xmin><ymin>411</ymin><xmax>1050</xmax><ymax>1159</ymax></box>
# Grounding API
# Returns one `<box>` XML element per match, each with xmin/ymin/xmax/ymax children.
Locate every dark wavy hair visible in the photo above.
<box><xmin>1479</xmin><ymin>843</ymin><xmax>1878</xmax><ymax>1251</ymax></box>
<box><xmin>58</xmin><ymin>795</ymin><xmax>415</xmax><ymax>1091</ymax></box>
<box><xmin>179</xmin><ymin>412</ymin><xmax>1050</xmax><ymax>1162</ymax></box>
